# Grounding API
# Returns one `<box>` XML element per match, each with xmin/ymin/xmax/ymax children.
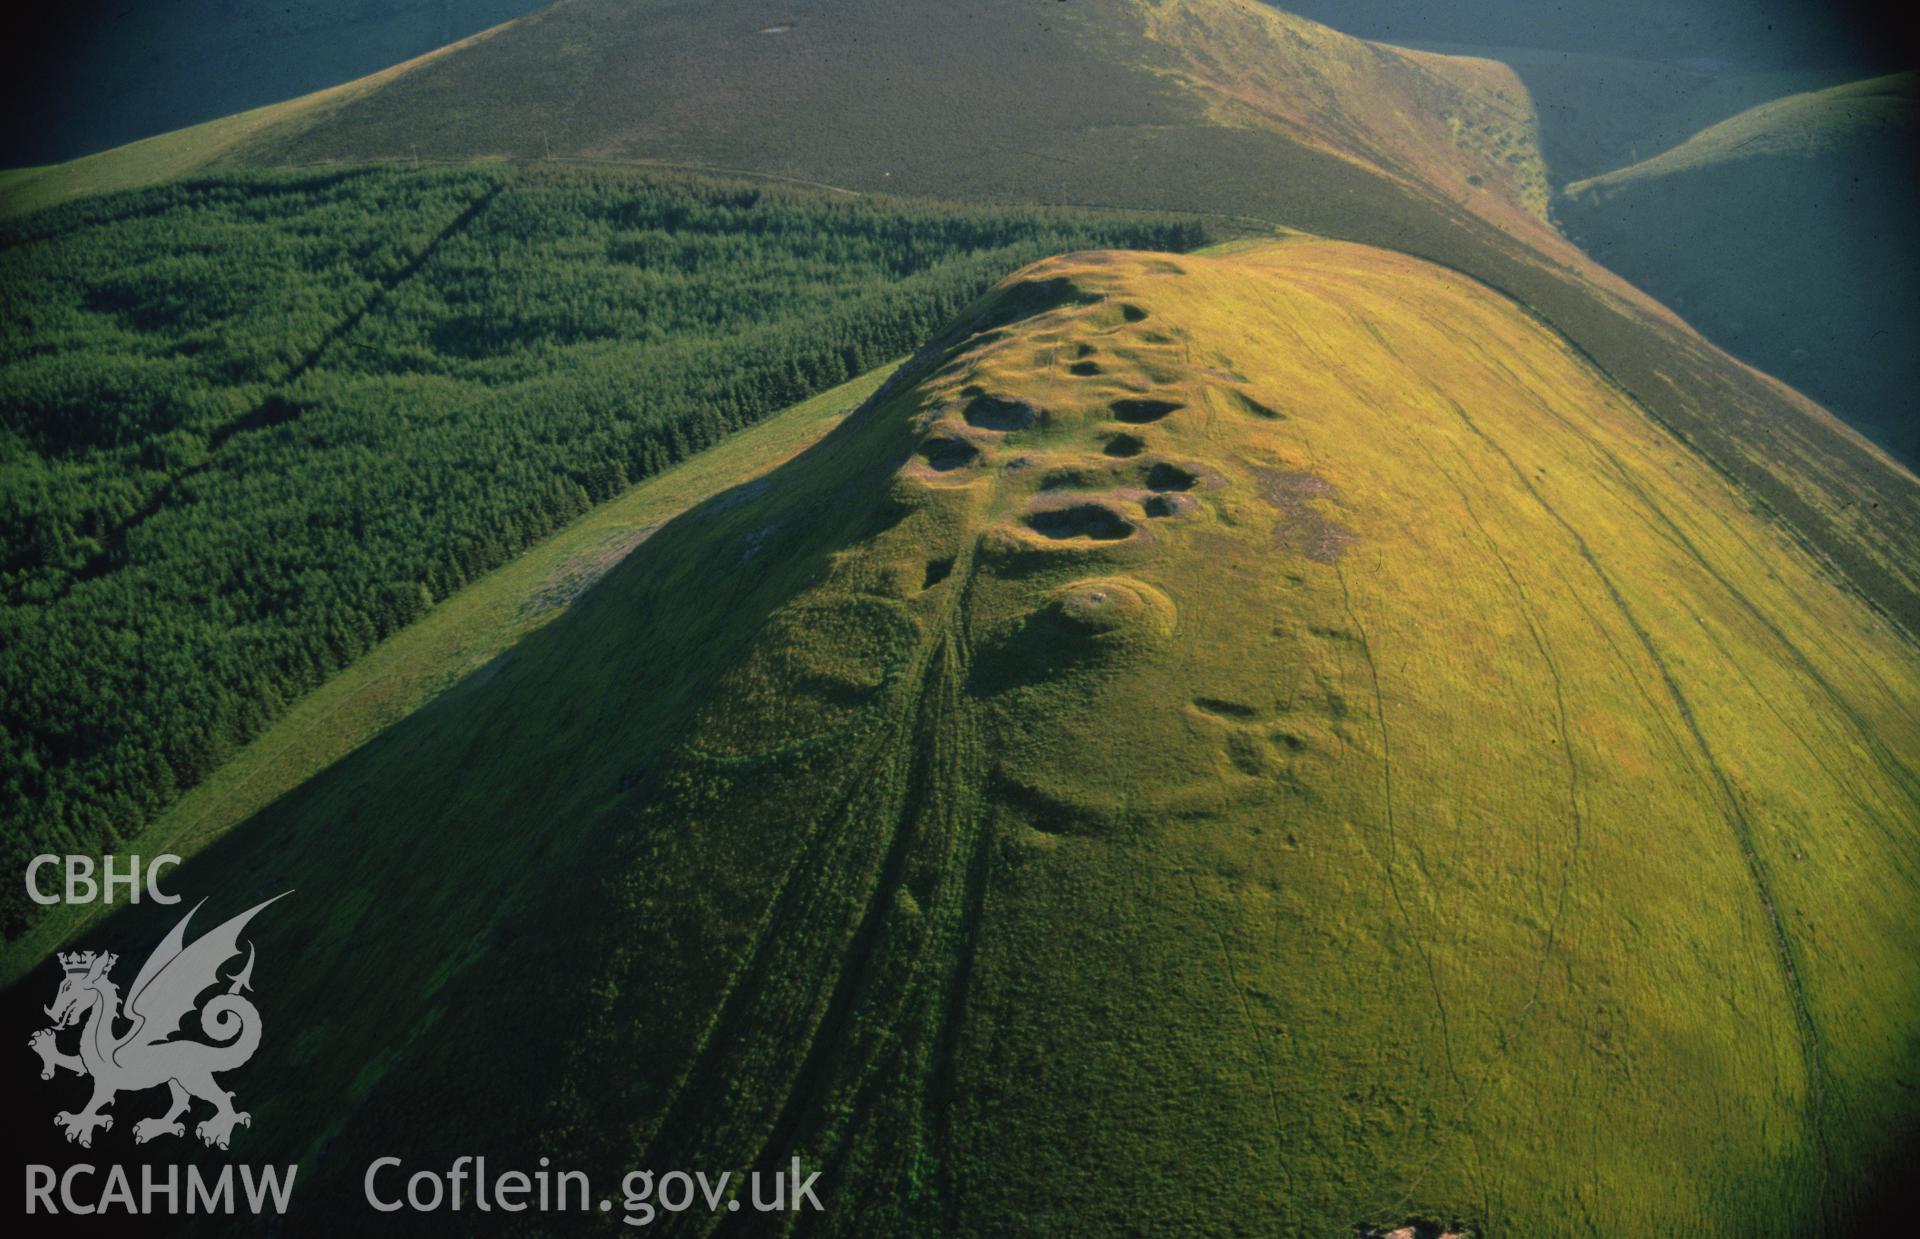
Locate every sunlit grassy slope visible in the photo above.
<box><xmin>0</xmin><ymin>361</ymin><xmax>896</xmax><ymax>989</ymax></box>
<box><xmin>11</xmin><ymin>241</ymin><xmax>1913</xmax><ymax>1235</ymax></box>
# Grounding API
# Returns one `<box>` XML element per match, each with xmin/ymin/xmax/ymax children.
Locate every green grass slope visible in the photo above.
<box><xmin>10</xmin><ymin>242</ymin><xmax>1915</xmax><ymax>1234</ymax></box>
<box><xmin>1561</xmin><ymin>73</ymin><xmax>1920</xmax><ymax>464</ymax></box>
<box><xmin>18</xmin><ymin>0</ymin><xmax>1916</xmax><ymax>711</ymax></box>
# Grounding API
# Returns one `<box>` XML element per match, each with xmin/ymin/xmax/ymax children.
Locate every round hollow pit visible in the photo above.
<box><xmin>1111</xmin><ymin>398</ymin><xmax>1182</xmax><ymax>424</ymax></box>
<box><xmin>965</xmin><ymin>394</ymin><xmax>1041</xmax><ymax>431</ymax></box>
<box><xmin>975</xmin><ymin>276</ymin><xmax>1095</xmax><ymax>331</ymax></box>
<box><xmin>919</xmin><ymin>436</ymin><xmax>980</xmax><ymax>471</ymax></box>
<box><xmin>1145</xmin><ymin>462</ymin><xmax>1198</xmax><ymax>492</ymax></box>
<box><xmin>1026</xmin><ymin>504</ymin><xmax>1135</xmax><ymax>541</ymax></box>
<box><xmin>1103</xmin><ymin>433</ymin><xmax>1147</xmax><ymax>458</ymax></box>
<box><xmin>1069</xmin><ymin>360</ymin><xmax>1102</xmax><ymax>376</ymax></box>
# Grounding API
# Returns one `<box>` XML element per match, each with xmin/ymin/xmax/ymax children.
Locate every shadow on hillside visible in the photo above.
<box><xmin>0</xmin><ymin>339</ymin><xmax>946</xmax><ymax>1233</ymax></box>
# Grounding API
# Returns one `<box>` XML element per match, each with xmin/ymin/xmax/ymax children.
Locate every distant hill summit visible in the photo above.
<box><xmin>16</xmin><ymin>241</ymin><xmax>1915</xmax><ymax>1234</ymax></box>
<box><xmin>5</xmin><ymin>0</ymin><xmax>1554</xmax><ymax>248</ymax></box>
<box><xmin>1568</xmin><ymin>72</ymin><xmax>1917</xmax><ymax>183</ymax></box>
<box><xmin>1562</xmin><ymin>73</ymin><xmax>1920</xmax><ymax>463</ymax></box>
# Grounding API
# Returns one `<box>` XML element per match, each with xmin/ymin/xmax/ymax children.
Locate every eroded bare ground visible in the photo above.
<box><xmin>1252</xmin><ymin>464</ymin><xmax>1356</xmax><ymax>563</ymax></box>
<box><xmin>523</xmin><ymin>525</ymin><xmax>660</xmax><ymax>613</ymax></box>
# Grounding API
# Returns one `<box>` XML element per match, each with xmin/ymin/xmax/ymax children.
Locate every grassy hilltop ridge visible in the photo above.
<box><xmin>10</xmin><ymin>241</ymin><xmax>1914</xmax><ymax>1234</ymax></box>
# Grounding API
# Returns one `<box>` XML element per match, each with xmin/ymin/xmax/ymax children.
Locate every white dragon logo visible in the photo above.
<box><xmin>28</xmin><ymin>894</ymin><xmax>288</xmax><ymax>1150</ymax></box>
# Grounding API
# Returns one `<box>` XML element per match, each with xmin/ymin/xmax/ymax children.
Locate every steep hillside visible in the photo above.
<box><xmin>1561</xmin><ymin>73</ymin><xmax>1920</xmax><ymax>463</ymax></box>
<box><xmin>11</xmin><ymin>242</ymin><xmax>1915</xmax><ymax>1234</ymax></box>
<box><xmin>1136</xmin><ymin>2</ymin><xmax>1550</xmax><ymax>231</ymax></box>
<box><xmin>1350</xmin><ymin>47</ymin><xmax>1859</xmax><ymax>187</ymax></box>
